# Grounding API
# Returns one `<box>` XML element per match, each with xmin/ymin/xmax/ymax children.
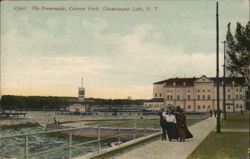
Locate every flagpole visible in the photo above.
<box><xmin>222</xmin><ymin>40</ymin><xmax>227</xmax><ymax>120</ymax></box>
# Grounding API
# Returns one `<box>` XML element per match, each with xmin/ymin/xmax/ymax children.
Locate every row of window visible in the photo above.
<box><xmin>156</xmin><ymin>93</ymin><xmax>245</xmax><ymax>100</ymax></box>
<box><xmin>227</xmin><ymin>104</ymin><xmax>243</xmax><ymax>109</ymax></box>
<box><xmin>227</xmin><ymin>95</ymin><xmax>244</xmax><ymax>100</ymax></box>
<box><xmin>165</xmin><ymin>89</ymin><xmax>243</xmax><ymax>93</ymax></box>
<box><xmin>185</xmin><ymin>105</ymin><xmax>211</xmax><ymax>109</ymax></box>
<box><xmin>166</xmin><ymin>95</ymin><xmax>211</xmax><ymax>100</ymax></box>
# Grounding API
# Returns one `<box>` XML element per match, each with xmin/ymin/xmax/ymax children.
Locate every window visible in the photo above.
<box><xmin>202</xmin><ymin>95</ymin><xmax>205</xmax><ymax>100</ymax></box>
<box><xmin>159</xmin><ymin>93</ymin><xmax>162</xmax><ymax>97</ymax></box>
<box><xmin>202</xmin><ymin>105</ymin><xmax>206</xmax><ymax>108</ymax></box>
<box><xmin>155</xmin><ymin>93</ymin><xmax>157</xmax><ymax>97</ymax></box>
<box><xmin>207</xmin><ymin>95</ymin><xmax>211</xmax><ymax>100</ymax></box>
<box><xmin>187</xmin><ymin>95</ymin><xmax>191</xmax><ymax>100</ymax></box>
<box><xmin>236</xmin><ymin>95</ymin><xmax>239</xmax><ymax>100</ymax></box>
<box><xmin>187</xmin><ymin>90</ymin><xmax>190</xmax><ymax>93</ymax></box>
<box><xmin>236</xmin><ymin>89</ymin><xmax>238</xmax><ymax>92</ymax></box>
<box><xmin>239</xmin><ymin>89</ymin><xmax>242</xmax><ymax>92</ymax></box>
<box><xmin>236</xmin><ymin>104</ymin><xmax>239</xmax><ymax>108</ymax></box>
<box><xmin>240</xmin><ymin>105</ymin><xmax>243</xmax><ymax>108</ymax></box>
<box><xmin>227</xmin><ymin>95</ymin><xmax>231</xmax><ymax>100</ymax></box>
<box><xmin>227</xmin><ymin>106</ymin><xmax>230</xmax><ymax>109</ymax></box>
<box><xmin>170</xmin><ymin>95</ymin><xmax>172</xmax><ymax>99</ymax></box>
<box><xmin>167</xmin><ymin>90</ymin><xmax>169</xmax><ymax>93</ymax></box>
<box><xmin>227</xmin><ymin>89</ymin><xmax>230</xmax><ymax>92</ymax></box>
<box><xmin>167</xmin><ymin>95</ymin><xmax>169</xmax><ymax>99</ymax></box>
<box><xmin>197</xmin><ymin>95</ymin><xmax>200</xmax><ymax>100</ymax></box>
<box><xmin>208</xmin><ymin>90</ymin><xmax>210</xmax><ymax>92</ymax></box>
<box><xmin>202</xmin><ymin>90</ymin><xmax>205</xmax><ymax>92</ymax></box>
<box><xmin>177</xmin><ymin>95</ymin><xmax>180</xmax><ymax>100</ymax></box>
<box><xmin>188</xmin><ymin>105</ymin><xmax>191</xmax><ymax>109</ymax></box>
<box><xmin>208</xmin><ymin>105</ymin><xmax>211</xmax><ymax>109</ymax></box>
<box><xmin>197</xmin><ymin>90</ymin><xmax>200</xmax><ymax>92</ymax></box>
<box><xmin>197</xmin><ymin>105</ymin><xmax>201</xmax><ymax>109</ymax></box>
<box><xmin>240</xmin><ymin>95</ymin><xmax>243</xmax><ymax>99</ymax></box>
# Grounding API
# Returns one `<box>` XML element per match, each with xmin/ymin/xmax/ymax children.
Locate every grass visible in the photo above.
<box><xmin>188</xmin><ymin>112</ymin><xmax>249</xmax><ymax>159</ymax></box>
<box><xmin>0</xmin><ymin>122</ymin><xmax>41</xmax><ymax>130</ymax></box>
<box><xmin>85</xmin><ymin>119</ymin><xmax>201</xmax><ymax>128</ymax></box>
<box><xmin>187</xmin><ymin>132</ymin><xmax>249</xmax><ymax>159</ymax></box>
<box><xmin>221</xmin><ymin>112</ymin><xmax>249</xmax><ymax>130</ymax></box>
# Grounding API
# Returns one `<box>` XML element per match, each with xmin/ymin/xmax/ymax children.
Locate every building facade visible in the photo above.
<box><xmin>145</xmin><ymin>75</ymin><xmax>247</xmax><ymax>112</ymax></box>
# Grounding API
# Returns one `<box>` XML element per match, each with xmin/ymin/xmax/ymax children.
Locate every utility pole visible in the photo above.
<box><xmin>222</xmin><ymin>40</ymin><xmax>227</xmax><ymax>120</ymax></box>
<box><xmin>216</xmin><ymin>2</ymin><xmax>221</xmax><ymax>133</ymax></box>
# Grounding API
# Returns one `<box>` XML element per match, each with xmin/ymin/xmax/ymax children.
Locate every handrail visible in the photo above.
<box><xmin>0</xmin><ymin>120</ymin><xmax>142</xmax><ymax>139</ymax></box>
<box><xmin>0</xmin><ymin>119</ymin><xmax>159</xmax><ymax>159</ymax></box>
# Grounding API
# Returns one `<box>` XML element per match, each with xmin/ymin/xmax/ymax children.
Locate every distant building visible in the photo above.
<box><xmin>143</xmin><ymin>98</ymin><xmax>165</xmax><ymax>111</ymax></box>
<box><xmin>67</xmin><ymin>103</ymin><xmax>86</xmax><ymax>114</ymax></box>
<box><xmin>146</xmin><ymin>75</ymin><xmax>247</xmax><ymax>112</ymax></box>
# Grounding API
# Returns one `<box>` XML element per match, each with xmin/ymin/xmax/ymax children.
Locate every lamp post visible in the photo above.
<box><xmin>222</xmin><ymin>40</ymin><xmax>227</xmax><ymax>120</ymax></box>
<box><xmin>216</xmin><ymin>2</ymin><xmax>221</xmax><ymax>133</ymax></box>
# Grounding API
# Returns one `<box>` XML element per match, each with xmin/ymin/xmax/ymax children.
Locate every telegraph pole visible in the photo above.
<box><xmin>222</xmin><ymin>40</ymin><xmax>227</xmax><ymax>120</ymax></box>
<box><xmin>216</xmin><ymin>2</ymin><xmax>221</xmax><ymax>133</ymax></box>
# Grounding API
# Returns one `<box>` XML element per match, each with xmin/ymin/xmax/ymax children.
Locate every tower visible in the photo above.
<box><xmin>78</xmin><ymin>78</ymin><xmax>85</xmax><ymax>102</ymax></box>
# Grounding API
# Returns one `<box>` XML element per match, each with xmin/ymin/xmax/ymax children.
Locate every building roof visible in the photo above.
<box><xmin>145</xmin><ymin>98</ymin><xmax>164</xmax><ymax>102</ymax></box>
<box><xmin>154</xmin><ymin>76</ymin><xmax>245</xmax><ymax>87</ymax></box>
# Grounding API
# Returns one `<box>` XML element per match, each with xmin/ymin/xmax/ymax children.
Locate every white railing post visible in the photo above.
<box><xmin>25</xmin><ymin>135</ymin><xmax>29</xmax><ymax>159</ymax></box>
<box><xmin>133</xmin><ymin>119</ymin><xmax>136</xmax><ymax>140</ymax></box>
<box><xmin>68</xmin><ymin>131</ymin><xmax>72</xmax><ymax>159</ymax></box>
<box><xmin>118</xmin><ymin>124</ymin><xmax>121</xmax><ymax>146</ymax></box>
<box><xmin>98</xmin><ymin>125</ymin><xmax>101</xmax><ymax>154</ymax></box>
<box><xmin>144</xmin><ymin>127</ymin><xmax>147</xmax><ymax>136</ymax></box>
<box><xmin>0</xmin><ymin>134</ymin><xmax>3</xmax><ymax>159</ymax></box>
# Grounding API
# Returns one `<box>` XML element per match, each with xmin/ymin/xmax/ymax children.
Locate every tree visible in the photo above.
<box><xmin>226</xmin><ymin>21</ymin><xmax>250</xmax><ymax>90</ymax></box>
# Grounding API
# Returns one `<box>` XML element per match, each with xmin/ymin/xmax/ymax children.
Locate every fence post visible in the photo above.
<box><xmin>25</xmin><ymin>135</ymin><xmax>29</xmax><ymax>159</ymax></box>
<box><xmin>144</xmin><ymin>127</ymin><xmax>147</xmax><ymax>136</ymax></box>
<box><xmin>133</xmin><ymin>119</ymin><xmax>136</xmax><ymax>140</ymax></box>
<box><xmin>98</xmin><ymin>125</ymin><xmax>101</xmax><ymax>154</ymax></box>
<box><xmin>68</xmin><ymin>131</ymin><xmax>72</xmax><ymax>159</ymax></box>
<box><xmin>0</xmin><ymin>134</ymin><xmax>3</xmax><ymax>159</ymax></box>
<box><xmin>118</xmin><ymin>124</ymin><xmax>121</xmax><ymax>146</ymax></box>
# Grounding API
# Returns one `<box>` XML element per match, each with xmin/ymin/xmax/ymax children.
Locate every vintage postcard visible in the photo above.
<box><xmin>0</xmin><ymin>0</ymin><xmax>249</xmax><ymax>159</ymax></box>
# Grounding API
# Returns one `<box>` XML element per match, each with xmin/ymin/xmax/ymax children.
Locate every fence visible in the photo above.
<box><xmin>0</xmin><ymin>120</ymin><xmax>159</xmax><ymax>159</ymax></box>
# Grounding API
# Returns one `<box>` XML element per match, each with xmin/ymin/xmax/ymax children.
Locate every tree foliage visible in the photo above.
<box><xmin>226</xmin><ymin>21</ymin><xmax>250</xmax><ymax>89</ymax></box>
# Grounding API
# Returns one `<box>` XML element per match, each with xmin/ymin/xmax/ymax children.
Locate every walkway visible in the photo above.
<box><xmin>113</xmin><ymin>117</ymin><xmax>216</xmax><ymax>159</ymax></box>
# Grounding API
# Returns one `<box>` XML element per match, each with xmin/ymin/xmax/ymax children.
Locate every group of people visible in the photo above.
<box><xmin>158</xmin><ymin>106</ymin><xmax>193</xmax><ymax>142</ymax></box>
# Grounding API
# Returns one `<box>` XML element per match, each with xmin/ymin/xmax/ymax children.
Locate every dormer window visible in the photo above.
<box><xmin>232</xmin><ymin>81</ymin><xmax>235</xmax><ymax>85</ymax></box>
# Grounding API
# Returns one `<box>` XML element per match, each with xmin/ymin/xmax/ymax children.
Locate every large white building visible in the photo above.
<box><xmin>144</xmin><ymin>75</ymin><xmax>247</xmax><ymax>112</ymax></box>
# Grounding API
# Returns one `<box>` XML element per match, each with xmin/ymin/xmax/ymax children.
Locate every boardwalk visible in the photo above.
<box><xmin>113</xmin><ymin>117</ymin><xmax>216</xmax><ymax>159</ymax></box>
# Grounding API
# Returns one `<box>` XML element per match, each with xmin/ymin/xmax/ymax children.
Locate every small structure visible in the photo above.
<box><xmin>143</xmin><ymin>98</ymin><xmax>165</xmax><ymax>111</ymax></box>
<box><xmin>66</xmin><ymin>103</ymin><xmax>86</xmax><ymax>114</ymax></box>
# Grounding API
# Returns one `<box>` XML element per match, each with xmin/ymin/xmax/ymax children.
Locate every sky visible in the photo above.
<box><xmin>0</xmin><ymin>0</ymin><xmax>249</xmax><ymax>99</ymax></box>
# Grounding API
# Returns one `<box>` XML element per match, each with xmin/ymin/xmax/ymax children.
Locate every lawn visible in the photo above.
<box><xmin>221</xmin><ymin>112</ymin><xmax>249</xmax><ymax>130</ymax></box>
<box><xmin>187</xmin><ymin>132</ymin><xmax>249</xmax><ymax>159</ymax></box>
<box><xmin>85</xmin><ymin>118</ymin><xmax>201</xmax><ymax>128</ymax></box>
<box><xmin>188</xmin><ymin>112</ymin><xmax>249</xmax><ymax>159</ymax></box>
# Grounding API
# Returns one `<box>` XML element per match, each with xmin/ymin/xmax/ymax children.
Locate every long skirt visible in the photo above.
<box><xmin>166</xmin><ymin>122</ymin><xmax>179</xmax><ymax>140</ymax></box>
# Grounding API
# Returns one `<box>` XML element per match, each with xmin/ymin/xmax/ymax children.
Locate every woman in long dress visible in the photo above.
<box><xmin>163</xmin><ymin>110</ymin><xmax>178</xmax><ymax>141</ymax></box>
<box><xmin>157</xmin><ymin>108</ymin><xmax>167</xmax><ymax>140</ymax></box>
<box><xmin>175</xmin><ymin>107</ymin><xmax>193</xmax><ymax>142</ymax></box>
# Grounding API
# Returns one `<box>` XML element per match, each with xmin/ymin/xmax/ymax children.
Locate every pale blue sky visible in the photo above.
<box><xmin>1</xmin><ymin>0</ymin><xmax>249</xmax><ymax>99</ymax></box>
